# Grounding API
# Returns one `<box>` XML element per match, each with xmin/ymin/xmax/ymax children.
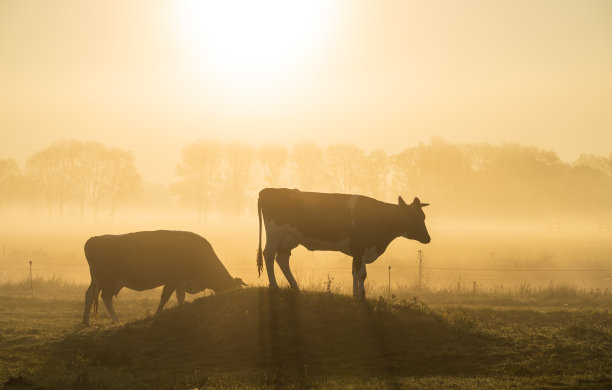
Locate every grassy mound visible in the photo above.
<box><xmin>4</xmin><ymin>287</ymin><xmax>610</xmax><ymax>389</ymax></box>
<box><xmin>50</xmin><ymin>288</ymin><xmax>501</xmax><ymax>380</ymax></box>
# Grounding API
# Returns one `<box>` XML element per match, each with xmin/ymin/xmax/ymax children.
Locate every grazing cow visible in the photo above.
<box><xmin>83</xmin><ymin>230</ymin><xmax>245</xmax><ymax>325</ymax></box>
<box><xmin>256</xmin><ymin>188</ymin><xmax>430</xmax><ymax>297</ymax></box>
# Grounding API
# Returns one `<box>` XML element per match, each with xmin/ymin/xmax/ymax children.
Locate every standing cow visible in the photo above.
<box><xmin>256</xmin><ymin>188</ymin><xmax>430</xmax><ymax>298</ymax></box>
<box><xmin>83</xmin><ymin>230</ymin><xmax>245</xmax><ymax>325</ymax></box>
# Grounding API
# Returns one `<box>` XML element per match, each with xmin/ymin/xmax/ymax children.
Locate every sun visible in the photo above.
<box><xmin>176</xmin><ymin>1</ymin><xmax>330</xmax><ymax>79</ymax></box>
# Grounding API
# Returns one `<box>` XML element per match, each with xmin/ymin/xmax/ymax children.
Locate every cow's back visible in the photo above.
<box><xmin>85</xmin><ymin>230</ymin><xmax>216</xmax><ymax>292</ymax></box>
<box><xmin>260</xmin><ymin>188</ymin><xmax>363</xmax><ymax>243</ymax></box>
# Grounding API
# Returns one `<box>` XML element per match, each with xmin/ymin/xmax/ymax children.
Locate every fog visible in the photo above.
<box><xmin>3</xmin><ymin>3</ymin><xmax>612</xmax><ymax>388</ymax></box>
<box><xmin>2</xmin><ymin>1</ymin><xmax>612</xmax><ymax>183</ymax></box>
<box><xmin>1</xmin><ymin>138</ymin><xmax>611</xmax><ymax>292</ymax></box>
<box><xmin>1</xmin><ymin>1</ymin><xmax>611</xmax><ymax>293</ymax></box>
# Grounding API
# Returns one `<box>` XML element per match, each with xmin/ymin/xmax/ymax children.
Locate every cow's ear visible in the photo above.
<box><xmin>412</xmin><ymin>197</ymin><xmax>430</xmax><ymax>208</ymax></box>
<box><xmin>398</xmin><ymin>196</ymin><xmax>408</xmax><ymax>207</ymax></box>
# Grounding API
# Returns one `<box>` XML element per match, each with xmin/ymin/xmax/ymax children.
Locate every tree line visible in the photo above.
<box><xmin>1</xmin><ymin>140</ymin><xmax>140</xmax><ymax>218</ymax></box>
<box><xmin>1</xmin><ymin>138</ymin><xmax>611</xmax><ymax>220</ymax></box>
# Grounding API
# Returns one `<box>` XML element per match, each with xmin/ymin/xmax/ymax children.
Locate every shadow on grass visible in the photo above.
<box><xmin>29</xmin><ymin>288</ymin><xmax>510</xmax><ymax>388</ymax></box>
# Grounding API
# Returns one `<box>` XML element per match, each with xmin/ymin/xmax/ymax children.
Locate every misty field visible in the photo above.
<box><xmin>1</xmin><ymin>218</ymin><xmax>611</xmax><ymax>389</ymax></box>
<box><xmin>3</xmin><ymin>0</ymin><xmax>612</xmax><ymax>387</ymax></box>
<box><xmin>1</xmin><ymin>280</ymin><xmax>611</xmax><ymax>389</ymax></box>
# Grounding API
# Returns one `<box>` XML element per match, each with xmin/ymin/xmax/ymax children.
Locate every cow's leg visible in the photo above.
<box><xmin>82</xmin><ymin>280</ymin><xmax>100</xmax><ymax>325</ymax></box>
<box><xmin>175</xmin><ymin>286</ymin><xmax>185</xmax><ymax>306</ymax></box>
<box><xmin>157</xmin><ymin>285</ymin><xmax>175</xmax><ymax>313</ymax></box>
<box><xmin>352</xmin><ymin>257</ymin><xmax>361</xmax><ymax>297</ymax></box>
<box><xmin>358</xmin><ymin>262</ymin><xmax>367</xmax><ymax>298</ymax></box>
<box><xmin>101</xmin><ymin>290</ymin><xmax>119</xmax><ymax>323</ymax></box>
<box><xmin>352</xmin><ymin>257</ymin><xmax>367</xmax><ymax>298</ymax></box>
<box><xmin>276</xmin><ymin>250</ymin><xmax>298</xmax><ymax>290</ymax></box>
<box><xmin>262</xmin><ymin>222</ymin><xmax>283</xmax><ymax>289</ymax></box>
<box><xmin>263</xmin><ymin>245</ymin><xmax>279</xmax><ymax>289</ymax></box>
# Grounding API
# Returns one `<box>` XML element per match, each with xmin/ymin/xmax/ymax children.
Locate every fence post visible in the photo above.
<box><xmin>388</xmin><ymin>266</ymin><xmax>391</xmax><ymax>298</ymax></box>
<box><xmin>29</xmin><ymin>260</ymin><xmax>34</xmax><ymax>298</ymax></box>
<box><xmin>417</xmin><ymin>250</ymin><xmax>424</xmax><ymax>289</ymax></box>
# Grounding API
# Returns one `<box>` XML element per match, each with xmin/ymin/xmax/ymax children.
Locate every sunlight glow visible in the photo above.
<box><xmin>177</xmin><ymin>1</ymin><xmax>329</xmax><ymax>78</ymax></box>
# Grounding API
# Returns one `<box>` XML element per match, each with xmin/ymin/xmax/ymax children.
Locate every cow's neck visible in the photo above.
<box><xmin>209</xmin><ymin>265</ymin><xmax>234</xmax><ymax>292</ymax></box>
<box><xmin>369</xmin><ymin>204</ymin><xmax>407</xmax><ymax>253</ymax></box>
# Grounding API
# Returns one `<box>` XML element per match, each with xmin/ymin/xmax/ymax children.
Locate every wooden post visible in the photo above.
<box><xmin>388</xmin><ymin>266</ymin><xmax>391</xmax><ymax>298</ymax></box>
<box><xmin>417</xmin><ymin>250</ymin><xmax>424</xmax><ymax>289</ymax></box>
<box><xmin>29</xmin><ymin>260</ymin><xmax>33</xmax><ymax>298</ymax></box>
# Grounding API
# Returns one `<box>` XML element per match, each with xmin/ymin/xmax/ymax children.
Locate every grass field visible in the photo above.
<box><xmin>1</xmin><ymin>281</ymin><xmax>611</xmax><ymax>389</ymax></box>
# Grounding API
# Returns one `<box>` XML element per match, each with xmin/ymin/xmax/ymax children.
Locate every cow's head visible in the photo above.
<box><xmin>185</xmin><ymin>282</ymin><xmax>205</xmax><ymax>294</ymax></box>
<box><xmin>398</xmin><ymin>196</ymin><xmax>431</xmax><ymax>244</ymax></box>
<box><xmin>214</xmin><ymin>277</ymin><xmax>247</xmax><ymax>293</ymax></box>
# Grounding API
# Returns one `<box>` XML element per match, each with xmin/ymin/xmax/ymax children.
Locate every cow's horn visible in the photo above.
<box><xmin>398</xmin><ymin>196</ymin><xmax>408</xmax><ymax>207</ymax></box>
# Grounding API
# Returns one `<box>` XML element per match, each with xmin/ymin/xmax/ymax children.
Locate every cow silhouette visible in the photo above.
<box><xmin>83</xmin><ymin>230</ymin><xmax>245</xmax><ymax>325</ymax></box>
<box><xmin>256</xmin><ymin>188</ymin><xmax>430</xmax><ymax>297</ymax></box>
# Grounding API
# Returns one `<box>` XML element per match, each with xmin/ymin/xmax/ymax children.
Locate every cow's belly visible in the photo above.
<box><xmin>121</xmin><ymin>278</ymin><xmax>199</xmax><ymax>293</ymax></box>
<box><xmin>123</xmin><ymin>280</ymin><xmax>164</xmax><ymax>292</ymax></box>
<box><xmin>267</xmin><ymin>220</ymin><xmax>351</xmax><ymax>255</ymax></box>
<box><xmin>299</xmin><ymin>236</ymin><xmax>350</xmax><ymax>253</ymax></box>
<box><xmin>117</xmin><ymin>271</ymin><xmax>169</xmax><ymax>292</ymax></box>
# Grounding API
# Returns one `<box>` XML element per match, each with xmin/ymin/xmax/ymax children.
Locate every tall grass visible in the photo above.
<box><xmin>2</xmin><ymin>275</ymin><xmax>611</xmax><ymax>307</ymax></box>
<box><xmin>300</xmin><ymin>277</ymin><xmax>612</xmax><ymax>307</ymax></box>
<box><xmin>0</xmin><ymin>275</ymin><xmax>83</xmax><ymax>299</ymax></box>
<box><xmin>0</xmin><ymin>276</ymin><xmax>162</xmax><ymax>300</ymax></box>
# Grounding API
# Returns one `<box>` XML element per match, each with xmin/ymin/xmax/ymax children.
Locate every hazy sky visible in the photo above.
<box><xmin>1</xmin><ymin>0</ymin><xmax>611</xmax><ymax>183</ymax></box>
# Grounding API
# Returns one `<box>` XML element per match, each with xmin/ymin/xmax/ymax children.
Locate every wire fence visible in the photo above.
<box><xmin>3</xmin><ymin>262</ymin><xmax>612</xmax><ymax>272</ymax></box>
<box><xmin>3</xmin><ymin>261</ymin><xmax>612</xmax><ymax>272</ymax></box>
<box><xmin>0</xmin><ymin>260</ymin><xmax>612</xmax><ymax>288</ymax></box>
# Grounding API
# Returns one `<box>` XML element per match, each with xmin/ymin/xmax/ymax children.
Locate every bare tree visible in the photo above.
<box><xmin>391</xmin><ymin>147</ymin><xmax>420</xmax><ymax>198</ymax></box>
<box><xmin>0</xmin><ymin>159</ymin><xmax>21</xmax><ymax>206</ymax></box>
<box><xmin>325</xmin><ymin>143</ymin><xmax>365</xmax><ymax>193</ymax></box>
<box><xmin>0</xmin><ymin>159</ymin><xmax>20</xmax><ymax>182</ymax></box>
<box><xmin>222</xmin><ymin>141</ymin><xmax>255</xmax><ymax>216</ymax></box>
<box><xmin>258</xmin><ymin>143</ymin><xmax>288</xmax><ymax>187</ymax></box>
<box><xmin>103</xmin><ymin>148</ymin><xmax>140</xmax><ymax>219</ymax></box>
<box><xmin>291</xmin><ymin>141</ymin><xmax>324</xmax><ymax>191</ymax></box>
<box><xmin>574</xmin><ymin>153</ymin><xmax>612</xmax><ymax>176</ymax></box>
<box><xmin>359</xmin><ymin>149</ymin><xmax>390</xmax><ymax>199</ymax></box>
<box><xmin>172</xmin><ymin>139</ymin><xmax>223</xmax><ymax>220</ymax></box>
<box><xmin>460</xmin><ymin>143</ymin><xmax>496</xmax><ymax>172</ymax></box>
<box><xmin>74</xmin><ymin>141</ymin><xmax>107</xmax><ymax>218</ymax></box>
<box><xmin>26</xmin><ymin>140</ymin><xmax>80</xmax><ymax>217</ymax></box>
<box><xmin>25</xmin><ymin>140</ymin><xmax>140</xmax><ymax>219</ymax></box>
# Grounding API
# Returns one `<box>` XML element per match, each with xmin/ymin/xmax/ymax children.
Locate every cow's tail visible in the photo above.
<box><xmin>256</xmin><ymin>194</ymin><xmax>263</xmax><ymax>277</ymax></box>
<box><xmin>84</xmin><ymin>238</ymin><xmax>99</xmax><ymax>322</ymax></box>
